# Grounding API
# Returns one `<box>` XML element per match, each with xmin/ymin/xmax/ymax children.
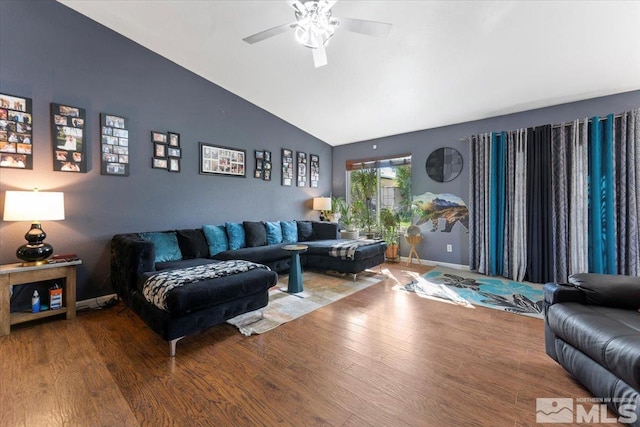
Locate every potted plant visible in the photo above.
<box><xmin>330</xmin><ymin>196</ymin><xmax>346</xmax><ymax>223</ymax></box>
<box><xmin>338</xmin><ymin>202</ymin><xmax>359</xmax><ymax>239</ymax></box>
<box><xmin>380</xmin><ymin>208</ymin><xmax>400</xmax><ymax>261</ymax></box>
<box><xmin>353</xmin><ymin>199</ymin><xmax>377</xmax><ymax>239</ymax></box>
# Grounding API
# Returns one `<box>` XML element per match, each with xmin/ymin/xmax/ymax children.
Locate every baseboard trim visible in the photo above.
<box><xmin>76</xmin><ymin>293</ymin><xmax>118</xmax><ymax>310</ymax></box>
<box><xmin>398</xmin><ymin>256</ymin><xmax>470</xmax><ymax>271</ymax></box>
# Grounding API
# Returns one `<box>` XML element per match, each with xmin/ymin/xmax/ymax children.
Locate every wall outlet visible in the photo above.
<box><xmin>446</xmin><ymin>244</ymin><xmax>453</xmax><ymax>252</ymax></box>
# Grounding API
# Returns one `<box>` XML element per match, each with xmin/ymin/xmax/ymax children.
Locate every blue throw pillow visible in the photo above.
<box><xmin>225</xmin><ymin>222</ymin><xmax>246</xmax><ymax>251</ymax></box>
<box><xmin>265</xmin><ymin>221</ymin><xmax>283</xmax><ymax>245</ymax></box>
<box><xmin>281</xmin><ymin>220</ymin><xmax>298</xmax><ymax>244</ymax></box>
<box><xmin>139</xmin><ymin>231</ymin><xmax>182</xmax><ymax>263</ymax></box>
<box><xmin>202</xmin><ymin>224</ymin><xmax>229</xmax><ymax>256</ymax></box>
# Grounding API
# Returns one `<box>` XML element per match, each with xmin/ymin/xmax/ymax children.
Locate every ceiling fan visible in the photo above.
<box><xmin>242</xmin><ymin>0</ymin><xmax>392</xmax><ymax>68</ymax></box>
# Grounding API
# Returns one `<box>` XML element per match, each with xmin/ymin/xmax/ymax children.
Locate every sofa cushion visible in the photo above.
<box><xmin>569</xmin><ymin>273</ymin><xmax>640</xmax><ymax>309</ymax></box>
<box><xmin>202</xmin><ymin>224</ymin><xmax>229</xmax><ymax>256</ymax></box>
<box><xmin>297</xmin><ymin>221</ymin><xmax>314</xmax><ymax>242</ymax></box>
<box><xmin>175</xmin><ymin>229</ymin><xmax>209</xmax><ymax>259</ymax></box>
<box><xmin>225</xmin><ymin>222</ymin><xmax>246</xmax><ymax>251</ymax></box>
<box><xmin>281</xmin><ymin>220</ymin><xmax>298</xmax><ymax>244</ymax></box>
<box><xmin>139</xmin><ymin>231</ymin><xmax>182</xmax><ymax>263</ymax></box>
<box><xmin>548</xmin><ymin>302</ymin><xmax>640</xmax><ymax>390</ymax></box>
<box><xmin>265</xmin><ymin>221</ymin><xmax>283</xmax><ymax>245</ymax></box>
<box><xmin>312</xmin><ymin>221</ymin><xmax>339</xmax><ymax>240</ymax></box>
<box><xmin>244</xmin><ymin>221</ymin><xmax>267</xmax><ymax>247</ymax></box>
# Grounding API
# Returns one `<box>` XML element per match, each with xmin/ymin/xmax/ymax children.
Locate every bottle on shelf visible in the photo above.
<box><xmin>31</xmin><ymin>290</ymin><xmax>40</xmax><ymax>313</ymax></box>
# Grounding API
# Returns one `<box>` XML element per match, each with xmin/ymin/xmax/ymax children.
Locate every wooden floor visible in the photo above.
<box><xmin>0</xmin><ymin>263</ymin><xmax>617</xmax><ymax>426</ymax></box>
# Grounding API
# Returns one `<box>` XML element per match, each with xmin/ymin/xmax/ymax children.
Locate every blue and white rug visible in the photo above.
<box><xmin>400</xmin><ymin>266</ymin><xmax>544</xmax><ymax>319</ymax></box>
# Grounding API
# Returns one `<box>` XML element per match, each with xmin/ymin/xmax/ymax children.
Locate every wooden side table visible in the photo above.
<box><xmin>405</xmin><ymin>234</ymin><xmax>423</xmax><ymax>266</ymax></box>
<box><xmin>0</xmin><ymin>259</ymin><xmax>81</xmax><ymax>336</ymax></box>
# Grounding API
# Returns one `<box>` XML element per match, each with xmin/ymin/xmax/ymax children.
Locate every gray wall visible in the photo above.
<box><xmin>0</xmin><ymin>0</ymin><xmax>332</xmax><ymax>300</ymax></box>
<box><xmin>333</xmin><ymin>90</ymin><xmax>640</xmax><ymax>266</ymax></box>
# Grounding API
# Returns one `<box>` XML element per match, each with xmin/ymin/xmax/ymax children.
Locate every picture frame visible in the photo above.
<box><xmin>168</xmin><ymin>147</ymin><xmax>181</xmax><ymax>158</ymax></box>
<box><xmin>281</xmin><ymin>148</ymin><xmax>293</xmax><ymax>186</ymax></box>
<box><xmin>168</xmin><ymin>132</ymin><xmax>180</xmax><ymax>147</ymax></box>
<box><xmin>100</xmin><ymin>113</ymin><xmax>129</xmax><ymax>176</ymax></box>
<box><xmin>152</xmin><ymin>157</ymin><xmax>168</xmax><ymax>169</ymax></box>
<box><xmin>51</xmin><ymin>102</ymin><xmax>87</xmax><ymax>173</ymax></box>
<box><xmin>0</xmin><ymin>92</ymin><xmax>33</xmax><ymax>170</ymax></box>
<box><xmin>297</xmin><ymin>151</ymin><xmax>307</xmax><ymax>187</ymax></box>
<box><xmin>200</xmin><ymin>142</ymin><xmax>246</xmax><ymax>177</ymax></box>
<box><xmin>152</xmin><ymin>131</ymin><xmax>167</xmax><ymax>143</ymax></box>
<box><xmin>310</xmin><ymin>154</ymin><xmax>320</xmax><ymax>188</ymax></box>
<box><xmin>168</xmin><ymin>157</ymin><xmax>180</xmax><ymax>173</ymax></box>
<box><xmin>154</xmin><ymin>142</ymin><xmax>167</xmax><ymax>158</ymax></box>
<box><xmin>254</xmin><ymin>149</ymin><xmax>272</xmax><ymax>180</ymax></box>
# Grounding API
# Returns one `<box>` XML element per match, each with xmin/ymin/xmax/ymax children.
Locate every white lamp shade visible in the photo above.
<box><xmin>3</xmin><ymin>191</ymin><xmax>65</xmax><ymax>222</ymax></box>
<box><xmin>312</xmin><ymin>197</ymin><xmax>332</xmax><ymax>211</ymax></box>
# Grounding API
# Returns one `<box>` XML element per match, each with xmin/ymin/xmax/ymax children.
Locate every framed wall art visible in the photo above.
<box><xmin>281</xmin><ymin>148</ymin><xmax>293</xmax><ymax>186</ymax></box>
<box><xmin>310</xmin><ymin>154</ymin><xmax>320</xmax><ymax>188</ymax></box>
<box><xmin>51</xmin><ymin>103</ymin><xmax>86</xmax><ymax>173</ymax></box>
<box><xmin>100</xmin><ymin>113</ymin><xmax>129</xmax><ymax>176</ymax></box>
<box><xmin>200</xmin><ymin>142</ymin><xmax>246</xmax><ymax>177</ymax></box>
<box><xmin>297</xmin><ymin>151</ymin><xmax>307</xmax><ymax>187</ymax></box>
<box><xmin>254</xmin><ymin>149</ymin><xmax>271</xmax><ymax>180</ymax></box>
<box><xmin>0</xmin><ymin>92</ymin><xmax>33</xmax><ymax>169</ymax></box>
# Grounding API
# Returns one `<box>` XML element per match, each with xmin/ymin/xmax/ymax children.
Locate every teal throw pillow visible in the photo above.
<box><xmin>265</xmin><ymin>221</ymin><xmax>283</xmax><ymax>245</ymax></box>
<box><xmin>225</xmin><ymin>222</ymin><xmax>246</xmax><ymax>251</ymax></box>
<box><xmin>281</xmin><ymin>220</ymin><xmax>298</xmax><ymax>244</ymax></box>
<box><xmin>202</xmin><ymin>224</ymin><xmax>229</xmax><ymax>256</ymax></box>
<box><xmin>139</xmin><ymin>231</ymin><xmax>182</xmax><ymax>263</ymax></box>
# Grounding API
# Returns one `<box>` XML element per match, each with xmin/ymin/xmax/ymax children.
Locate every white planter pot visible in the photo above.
<box><xmin>340</xmin><ymin>230</ymin><xmax>359</xmax><ymax>240</ymax></box>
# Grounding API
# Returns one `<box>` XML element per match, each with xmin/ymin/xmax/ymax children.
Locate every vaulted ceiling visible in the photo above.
<box><xmin>58</xmin><ymin>0</ymin><xmax>640</xmax><ymax>146</ymax></box>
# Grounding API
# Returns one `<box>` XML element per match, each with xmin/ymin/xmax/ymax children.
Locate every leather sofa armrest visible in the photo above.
<box><xmin>543</xmin><ymin>283</ymin><xmax>586</xmax><ymax>305</ymax></box>
<box><xmin>568</xmin><ymin>273</ymin><xmax>640</xmax><ymax>309</ymax></box>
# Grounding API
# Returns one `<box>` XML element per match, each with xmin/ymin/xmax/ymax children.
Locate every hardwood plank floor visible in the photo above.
<box><xmin>0</xmin><ymin>263</ymin><xmax>620</xmax><ymax>426</ymax></box>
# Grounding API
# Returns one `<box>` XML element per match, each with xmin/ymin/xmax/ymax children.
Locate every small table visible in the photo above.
<box><xmin>282</xmin><ymin>245</ymin><xmax>308</xmax><ymax>294</ymax></box>
<box><xmin>405</xmin><ymin>234</ymin><xmax>423</xmax><ymax>266</ymax></box>
<box><xmin>0</xmin><ymin>259</ymin><xmax>81</xmax><ymax>336</ymax></box>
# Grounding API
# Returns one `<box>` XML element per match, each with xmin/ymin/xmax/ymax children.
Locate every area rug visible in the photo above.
<box><xmin>227</xmin><ymin>270</ymin><xmax>385</xmax><ymax>335</ymax></box>
<box><xmin>398</xmin><ymin>266</ymin><xmax>544</xmax><ymax>318</ymax></box>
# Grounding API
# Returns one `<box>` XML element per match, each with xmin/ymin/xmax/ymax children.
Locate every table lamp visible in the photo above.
<box><xmin>312</xmin><ymin>196</ymin><xmax>332</xmax><ymax>221</ymax></box>
<box><xmin>3</xmin><ymin>189</ymin><xmax>65</xmax><ymax>265</ymax></box>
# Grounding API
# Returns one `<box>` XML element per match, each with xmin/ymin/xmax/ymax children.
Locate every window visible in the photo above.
<box><xmin>346</xmin><ymin>154</ymin><xmax>412</xmax><ymax>234</ymax></box>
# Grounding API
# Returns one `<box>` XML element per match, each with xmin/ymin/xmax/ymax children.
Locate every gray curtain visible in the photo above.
<box><xmin>469</xmin><ymin>133</ymin><xmax>491</xmax><ymax>274</ymax></box>
<box><xmin>615</xmin><ymin>109</ymin><xmax>640</xmax><ymax>275</ymax></box>
<box><xmin>568</xmin><ymin>119</ymin><xmax>589</xmax><ymax>276</ymax></box>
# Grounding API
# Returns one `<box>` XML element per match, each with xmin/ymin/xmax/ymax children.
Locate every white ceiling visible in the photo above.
<box><xmin>58</xmin><ymin>0</ymin><xmax>640</xmax><ymax>146</ymax></box>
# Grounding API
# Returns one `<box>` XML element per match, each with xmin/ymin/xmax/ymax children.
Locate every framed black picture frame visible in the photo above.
<box><xmin>254</xmin><ymin>149</ymin><xmax>272</xmax><ymax>180</ymax></box>
<box><xmin>152</xmin><ymin>157</ymin><xmax>168</xmax><ymax>169</ymax></box>
<box><xmin>281</xmin><ymin>148</ymin><xmax>293</xmax><ymax>186</ymax></box>
<box><xmin>199</xmin><ymin>142</ymin><xmax>246</xmax><ymax>177</ymax></box>
<box><xmin>51</xmin><ymin>102</ymin><xmax>87</xmax><ymax>173</ymax></box>
<box><xmin>168</xmin><ymin>132</ymin><xmax>180</xmax><ymax>147</ymax></box>
<box><xmin>0</xmin><ymin>92</ymin><xmax>33</xmax><ymax>170</ymax></box>
<box><xmin>151</xmin><ymin>131</ymin><xmax>167</xmax><ymax>143</ymax></box>
<box><xmin>168</xmin><ymin>157</ymin><xmax>180</xmax><ymax>173</ymax></box>
<box><xmin>310</xmin><ymin>154</ymin><xmax>320</xmax><ymax>188</ymax></box>
<box><xmin>100</xmin><ymin>113</ymin><xmax>129</xmax><ymax>176</ymax></box>
<box><xmin>297</xmin><ymin>151</ymin><xmax>307</xmax><ymax>187</ymax></box>
<box><xmin>168</xmin><ymin>147</ymin><xmax>181</xmax><ymax>158</ymax></box>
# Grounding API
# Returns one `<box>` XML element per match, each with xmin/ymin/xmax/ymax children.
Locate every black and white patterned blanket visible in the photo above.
<box><xmin>329</xmin><ymin>239</ymin><xmax>383</xmax><ymax>260</ymax></box>
<box><xmin>142</xmin><ymin>260</ymin><xmax>269</xmax><ymax>311</ymax></box>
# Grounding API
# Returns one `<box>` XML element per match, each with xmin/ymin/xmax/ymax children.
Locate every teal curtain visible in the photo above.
<box><xmin>588</xmin><ymin>114</ymin><xmax>617</xmax><ymax>274</ymax></box>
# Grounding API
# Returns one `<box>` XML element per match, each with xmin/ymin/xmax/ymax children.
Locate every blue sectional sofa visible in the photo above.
<box><xmin>111</xmin><ymin>220</ymin><xmax>386</xmax><ymax>356</ymax></box>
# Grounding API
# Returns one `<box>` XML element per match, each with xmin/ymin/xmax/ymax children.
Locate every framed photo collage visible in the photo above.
<box><xmin>152</xmin><ymin>131</ymin><xmax>181</xmax><ymax>173</ymax></box>
<box><xmin>0</xmin><ymin>93</ymin><xmax>33</xmax><ymax>169</ymax></box>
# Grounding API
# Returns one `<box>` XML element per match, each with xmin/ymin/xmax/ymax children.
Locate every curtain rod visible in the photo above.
<box><xmin>460</xmin><ymin>112</ymin><xmax>626</xmax><ymax>140</ymax></box>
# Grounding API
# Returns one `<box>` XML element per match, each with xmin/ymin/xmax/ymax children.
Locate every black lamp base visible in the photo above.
<box><xmin>17</xmin><ymin>222</ymin><xmax>54</xmax><ymax>266</ymax></box>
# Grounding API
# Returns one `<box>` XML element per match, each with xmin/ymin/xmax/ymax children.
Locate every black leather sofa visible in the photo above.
<box><xmin>544</xmin><ymin>273</ymin><xmax>640</xmax><ymax>425</ymax></box>
<box><xmin>111</xmin><ymin>220</ymin><xmax>386</xmax><ymax>356</ymax></box>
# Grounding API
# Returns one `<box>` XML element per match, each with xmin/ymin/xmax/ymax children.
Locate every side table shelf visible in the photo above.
<box><xmin>0</xmin><ymin>260</ymin><xmax>81</xmax><ymax>336</ymax></box>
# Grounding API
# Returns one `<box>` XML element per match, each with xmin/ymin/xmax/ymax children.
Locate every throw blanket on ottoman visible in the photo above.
<box><xmin>329</xmin><ymin>239</ymin><xmax>384</xmax><ymax>260</ymax></box>
<box><xmin>143</xmin><ymin>260</ymin><xmax>270</xmax><ymax>310</ymax></box>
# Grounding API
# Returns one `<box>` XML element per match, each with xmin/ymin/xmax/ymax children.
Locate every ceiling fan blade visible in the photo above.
<box><xmin>312</xmin><ymin>45</ymin><xmax>328</xmax><ymax>68</ymax></box>
<box><xmin>242</xmin><ymin>22</ymin><xmax>295</xmax><ymax>44</ymax></box>
<box><xmin>333</xmin><ymin>17</ymin><xmax>392</xmax><ymax>37</ymax></box>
